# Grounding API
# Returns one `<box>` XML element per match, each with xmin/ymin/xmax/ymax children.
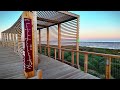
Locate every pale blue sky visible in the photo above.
<box><xmin>0</xmin><ymin>11</ymin><xmax>120</xmax><ymax>42</ymax></box>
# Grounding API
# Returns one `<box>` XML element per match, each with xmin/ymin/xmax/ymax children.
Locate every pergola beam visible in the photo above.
<box><xmin>37</xmin><ymin>17</ymin><xmax>59</xmax><ymax>23</ymax></box>
<box><xmin>37</xmin><ymin>17</ymin><xmax>76</xmax><ymax>30</ymax></box>
<box><xmin>37</xmin><ymin>24</ymin><xmax>48</xmax><ymax>28</ymax></box>
<box><xmin>58</xmin><ymin>11</ymin><xmax>79</xmax><ymax>18</ymax></box>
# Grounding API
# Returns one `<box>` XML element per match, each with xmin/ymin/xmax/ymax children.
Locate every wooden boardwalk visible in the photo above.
<box><xmin>0</xmin><ymin>46</ymin><xmax>99</xmax><ymax>79</ymax></box>
<box><xmin>37</xmin><ymin>54</ymin><xmax>99</xmax><ymax>79</ymax></box>
<box><xmin>0</xmin><ymin>46</ymin><xmax>25</xmax><ymax>79</ymax></box>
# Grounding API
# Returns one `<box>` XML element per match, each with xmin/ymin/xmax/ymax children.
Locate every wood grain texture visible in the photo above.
<box><xmin>0</xmin><ymin>46</ymin><xmax>99</xmax><ymax>79</ymax></box>
<box><xmin>0</xmin><ymin>46</ymin><xmax>25</xmax><ymax>79</ymax></box>
<box><xmin>37</xmin><ymin>54</ymin><xmax>99</xmax><ymax>79</ymax></box>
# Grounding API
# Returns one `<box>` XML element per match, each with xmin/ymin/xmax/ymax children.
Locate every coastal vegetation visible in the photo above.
<box><xmin>39</xmin><ymin>45</ymin><xmax>120</xmax><ymax>79</ymax></box>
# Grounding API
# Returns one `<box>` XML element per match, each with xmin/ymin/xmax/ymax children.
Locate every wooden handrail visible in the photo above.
<box><xmin>42</xmin><ymin>45</ymin><xmax>120</xmax><ymax>58</ymax></box>
<box><xmin>79</xmin><ymin>51</ymin><xmax>120</xmax><ymax>58</ymax></box>
<box><xmin>41</xmin><ymin>45</ymin><xmax>120</xmax><ymax>79</ymax></box>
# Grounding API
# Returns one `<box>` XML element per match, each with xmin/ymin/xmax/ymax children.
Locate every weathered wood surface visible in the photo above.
<box><xmin>0</xmin><ymin>46</ymin><xmax>25</xmax><ymax>79</ymax></box>
<box><xmin>0</xmin><ymin>46</ymin><xmax>99</xmax><ymax>79</ymax></box>
<box><xmin>37</xmin><ymin>54</ymin><xmax>99</xmax><ymax>79</ymax></box>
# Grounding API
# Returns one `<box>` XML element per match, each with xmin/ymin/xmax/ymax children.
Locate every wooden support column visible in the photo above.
<box><xmin>47</xmin><ymin>27</ymin><xmax>50</xmax><ymax>57</ymax></box>
<box><xmin>84</xmin><ymin>53</ymin><xmax>88</xmax><ymax>73</ymax></box>
<box><xmin>76</xmin><ymin>17</ymin><xmax>80</xmax><ymax>69</ymax></box>
<box><xmin>62</xmin><ymin>50</ymin><xmax>64</xmax><ymax>62</ymax></box>
<box><xmin>105</xmin><ymin>57</ymin><xmax>111</xmax><ymax>79</ymax></box>
<box><xmin>33</xmin><ymin>11</ymin><xmax>38</xmax><ymax>70</ymax></box>
<box><xmin>58</xmin><ymin>23</ymin><xmax>61</xmax><ymax>60</ymax></box>
<box><xmin>22</xmin><ymin>11</ymin><xmax>35</xmax><ymax>78</ymax></box>
<box><xmin>39</xmin><ymin>30</ymin><xmax>41</xmax><ymax>53</ymax></box>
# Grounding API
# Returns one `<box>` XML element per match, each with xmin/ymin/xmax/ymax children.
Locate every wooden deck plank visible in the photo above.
<box><xmin>48</xmin><ymin>67</ymin><xmax>77</xmax><ymax>79</ymax></box>
<box><xmin>0</xmin><ymin>46</ymin><xmax>25</xmax><ymax>79</ymax></box>
<box><xmin>5</xmin><ymin>74</ymin><xmax>25</xmax><ymax>79</ymax></box>
<box><xmin>42</xmin><ymin>65</ymin><xmax>70</xmax><ymax>79</ymax></box>
<box><xmin>38</xmin><ymin>54</ymin><xmax>99</xmax><ymax>79</ymax></box>
<box><xmin>56</xmin><ymin>70</ymin><xmax>80</xmax><ymax>79</ymax></box>
<box><xmin>66</xmin><ymin>71</ymin><xmax>85</xmax><ymax>79</ymax></box>
<box><xmin>0</xmin><ymin>46</ymin><xmax>99</xmax><ymax>79</ymax></box>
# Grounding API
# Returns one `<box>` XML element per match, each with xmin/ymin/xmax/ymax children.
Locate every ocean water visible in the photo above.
<box><xmin>80</xmin><ymin>42</ymin><xmax>120</xmax><ymax>50</ymax></box>
<box><xmin>40</xmin><ymin>41</ymin><xmax>120</xmax><ymax>50</ymax></box>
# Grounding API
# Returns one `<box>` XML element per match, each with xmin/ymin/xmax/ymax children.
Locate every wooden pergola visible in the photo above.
<box><xmin>1</xmin><ymin>11</ymin><xmax>80</xmax><ymax>78</ymax></box>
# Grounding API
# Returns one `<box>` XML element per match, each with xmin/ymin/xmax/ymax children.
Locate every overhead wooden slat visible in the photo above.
<box><xmin>37</xmin><ymin>24</ymin><xmax>48</xmax><ymax>28</ymax></box>
<box><xmin>37</xmin><ymin>17</ymin><xmax>59</xmax><ymax>23</ymax></box>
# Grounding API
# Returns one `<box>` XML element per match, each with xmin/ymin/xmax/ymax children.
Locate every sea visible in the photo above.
<box><xmin>80</xmin><ymin>42</ymin><xmax>120</xmax><ymax>50</ymax></box>
<box><xmin>40</xmin><ymin>41</ymin><xmax>120</xmax><ymax>50</ymax></box>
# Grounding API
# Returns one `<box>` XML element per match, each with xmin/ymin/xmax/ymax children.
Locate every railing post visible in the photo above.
<box><xmin>84</xmin><ymin>53</ymin><xmax>88</xmax><ymax>73</ymax></box>
<box><xmin>8</xmin><ymin>33</ymin><xmax>10</xmax><ymax>47</ymax></box>
<box><xmin>71</xmin><ymin>51</ymin><xmax>74</xmax><ymax>66</ymax></box>
<box><xmin>105</xmin><ymin>57</ymin><xmax>111</xmax><ymax>79</ymax></box>
<box><xmin>6</xmin><ymin>33</ymin><xmax>8</xmax><ymax>47</ymax></box>
<box><xmin>76</xmin><ymin>51</ymin><xmax>80</xmax><ymax>69</ymax></box>
<box><xmin>11</xmin><ymin>33</ymin><xmax>13</xmax><ymax>48</ymax></box>
<box><xmin>62</xmin><ymin>50</ymin><xmax>64</xmax><ymax>62</ymax></box>
<box><xmin>1</xmin><ymin>33</ymin><xmax>3</xmax><ymax>46</ymax></box>
<box><xmin>4</xmin><ymin>33</ymin><xmax>6</xmax><ymax>47</ymax></box>
<box><xmin>44</xmin><ymin>46</ymin><xmax>46</xmax><ymax>55</ymax></box>
<box><xmin>37</xmin><ymin>69</ymin><xmax>42</xmax><ymax>79</ymax></box>
<box><xmin>17</xmin><ymin>33</ymin><xmax>20</xmax><ymax>52</ymax></box>
<box><xmin>3</xmin><ymin>33</ymin><xmax>5</xmax><ymax>47</ymax></box>
<box><xmin>13</xmin><ymin>33</ymin><xmax>16</xmax><ymax>48</ymax></box>
<box><xmin>39</xmin><ymin>30</ymin><xmax>41</xmax><ymax>53</ymax></box>
<box><xmin>2</xmin><ymin>33</ymin><xmax>4</xmax><ymax>47</ymax></box>
<box><xmin>54</xmin><ymin>48</ymin><xmax>56</xmax><ymax>60</ymax></box>
<box><xmin>49</xmin><ymin>47</ymin><xmax>51</xmax><ymax>57</ymax></box>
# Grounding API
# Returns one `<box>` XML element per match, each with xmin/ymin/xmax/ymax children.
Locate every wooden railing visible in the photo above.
<box><xmin>40</xmin><ymin>45</ymin><xmax>120</xmax><ymax>79</ymax></box>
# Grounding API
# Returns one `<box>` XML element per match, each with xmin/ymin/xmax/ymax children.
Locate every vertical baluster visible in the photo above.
<box><xmin>62</xmin><ymin>50</ymin><xmax>64</xmax><ymax>62</ymax></box>
<box><xmin>55</xmin><ymin>48</ymin><xmax>56</xmax><ymax>60</ymax></box>
<box><xmin>71</xmin><ymin>51</ymin><xmax>74</xmax><ymax>66</ymax></box>
<box><xmin>105</xmin><ymin>57</ymin><xmax>111</xmax><ymax>79</ymax></box>
<box><xmin>37</xmin><ymin>69</ymin><xmax>42</xmax><ymax>79</ymax></box>
<box><xmin>44</xmin><ymin>46</ymin><xmax>46</xmax><ymax>55</ymax></box>
<box><xmin>84</xmin><ymin>53</ymin><xmax>88</xmax><ymax>73</ymax></box>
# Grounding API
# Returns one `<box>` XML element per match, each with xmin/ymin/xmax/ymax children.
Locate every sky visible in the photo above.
<box><xmin>0</xmin><ymin>11</ymin><xmax>120</xmax><ymax>42</ymax></box>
